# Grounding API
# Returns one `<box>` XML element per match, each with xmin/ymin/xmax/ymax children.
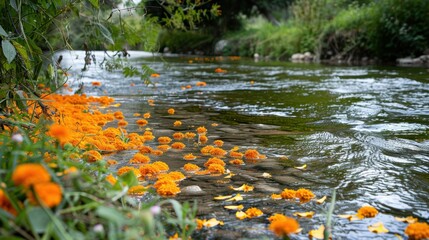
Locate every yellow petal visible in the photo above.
<box><xmin>394</xmin><ymin>216</ymin><xmax>418</xmax><ymax>224</ymax></box>
<box><xmin>338</xmin><ymin>214</ymin><xmax>361</xmax><ymax>221</ymax></box>
<box><xmin>203</xmin><ymin>218</ymin><xmax>224</xmax><ymax>227</ymax></box>
<box><xmin>293</xmin><ymin>211</ymin><xmax>315</xmax><ymax>218</ymax></box>
<box><xmin>224</xmin><ymin>172</ymin><xmax>236</xmax><ymax>179</ymax></box>
<box><xmin>133</xmin><ymin>113</ymin><xmax>141</xmax><ymax>116</ymax></box>
<box><xmin>111</xmin><ymin>103</ymin><xmax>121</xmax><ymax>107</ymax></box>
<box><xmin>236</xmin><ymin>211</ymin><xmax>247</xmax><ymax>220</ymax></box>
<box><xmin>308</xmin><ymin>225</ymin><xmax>325</xmax><ymax>239</ymax></box>
<box><xmin>225</xmin><ymin>194</ymin><xmax>243</xmax><ymax>202</ymax></box>
<box><xmin>394</xmin><ymin>234</ymin><xmax>403</xmax><ymax>240</ymax></box>
<box><xmin>294</xmin><ymin>164</ymin><xmax>307</xmax><ymax>170</ymax></box>
<box><xmin>224</xmin><ymin>205</ymin><xmax>244</xmax><ymax>210</ymax></box>
<box><xmin>230</xmin><ymin>184</ymin><xmax>254</xmax><ymax>192</ymax></box>
<box><xmin>316</xmin><ymin>196</ymin><xmax>327</xmax><ymax>204</ymax></box>
<box><xmin>368</xmin><ymin>222</ymin><xmax>388</xmax><ymax>234</ymax></box>
<box><xmin>262</xmin><ymin>172</ymin><xmax>272</xmax><ymax>178</ymax></box>
<box><xmin>214</xmin><ymin>195</ymin><xmax>233</xmax><ymax>200</ymax></box>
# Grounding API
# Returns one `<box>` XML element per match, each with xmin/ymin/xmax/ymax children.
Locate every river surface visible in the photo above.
<box><xmin>60</xmin><ymin>51</ymin><xmax>429</xmax><ymax>239</ymax></box>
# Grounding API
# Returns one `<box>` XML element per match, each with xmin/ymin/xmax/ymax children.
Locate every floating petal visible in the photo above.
<box><xmin>368</xmin><ymin>222</ymin><xmax>388</xmax><ymax>234</ymax></box>
<box><xmin>294</xmin><ymin>164</ymin><xmax>307</xmax><ymax>170</ymax></box>
<box><xmin>316</xmin><ymin>196</ymin><xmax>327</xmax><ymax>204</ymax></box>
<box><xmin>293</xmin><ymin>211</ymin><xmax>315</xmax><ymax>218</ymax></box>
<box><xmin>213</xmin><ymin>195</ymin><xmax>233</xmax><ymax>200</ymax></box>
<box><xmin>203</xmin><ymin>218</ymin><xmax>224</xmax><ymax>227</ymax></box>
<box><xmin>236</xmin><ymin>211</ymin><xmax>247</xmax><ymax>220</ymax></box>
<box><xmin>338</xmin><ymin>214</ymin><xmax>361</xmax><ymax>221</ymax></box>
<box><xmin>394</xmin><ymin>216</ymin><xmax>418</xmax><ymax>224</ymax></box>
<box><xmin>224</xmin><ymin>205</ymin><xmax>244</xmax><ymax>210</ymax></box>
<box><xmin>230</xmin><ymin>184</ymin><xmax>254</xmax><ymax>192</ymax></box>
<box><xmin>225</xmin><ymin>194</ymin><xmax>243</xmax><ymax>202</ymax></box>
<box><xmin>308</xmin><ymin>225</ymin><xmax>325</xmax><ymax>239</ymax></box>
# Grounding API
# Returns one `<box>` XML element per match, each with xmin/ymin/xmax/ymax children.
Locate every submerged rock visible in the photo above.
<box><xmin>180</xmin><ymin>185</ymin><xmax>205</xmax><ymax>196</ymax></box>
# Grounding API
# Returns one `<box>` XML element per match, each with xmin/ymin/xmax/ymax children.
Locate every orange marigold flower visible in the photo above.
<box><xmin>173</xmin><ymin>121</ymin><xmax>182</xmax><ymax>127</ymax></box>
<box><xmin>151</xmin><ymin>150</ymin><xmax>164</xmax><ymax>156</ymax></box>
<box><xmin>113</xmin><ymin>111</ymin><xmax>124</xmax><ymax>120</ymax></box>
<box><xmin>281</xmin><ymin>189</ymin><xmax>297</xmax><ymax>200</ymax></box>
<box><xmin>63</xmin><ymin>166</ymin><xmax>79</xmax><ymax>175</ymax></box>
<box><xmin>196</xmin><ymin>81</ymin><xmax>207</xmax><ymax>87</ymax></box>
<box><xmin>269</xmin><ymin>215</ymin><xmax>300</xmax><ymax>237</ymax></box>
<box><xmin>139</xmin><ymin>164</ymin><xmax>161</xmax><ymax>178</ymax></box>
<box><xmin>201</xmin><ymin>145</ymin><xmax>214</xmax><ymax>155</ymax></box>
<box><xmin>405</xmin><ymin>222</ymin><xmax>429</xmax><ymax>240</ymax></box>
<box><xmin>159</xmin><ymin>171</ymin><xmax>186</xmax><ymax>181</ymax></box>
<box><xmin>229</xmin><ymin>159</ymin><xmax>244</xmax><ymax>165</ymax></box>
<box><xmin>357</xmin><ymin>205</ymin><xmax>379</xmax><ymax>218</ymax></box>
<box><xmin>92</xmin><ymin>81</ymin><xmax>102</xmax><ymax>86</ymax></box>
<box><xmin>105</xmin><ymin>174</ymin><xmax>117</xmax><ymax>185</ymax></box>
<box><xmin>153</xmin><ymin>161</ymin><xmax>169</xmax><ymax>171</ymax></box>
<box><xmin>245</xmin><ymin>207</ymin><xmax>263</xmax><ymax>218</ymax></box>
<box><xmin>199</xmin><ymin>135</ymin><xmax>208</xmax><ymax>143</ymax></box>
<box><xmin>167</xmin><ymin>108</ymin><xmax>175</xmax><ymax>115</ymax></box>
<box><xmin>83</xmin><ymin>150</ymin><xmax>102</xmax><ymax>163</ymax></box>
<box><xmin>27</xmin><ymin>182</ymin><xmax>62</xmax><ymax>208</ymax></box>
<box><xmin>143</xmin><ymin>112</ymin><xmax>151</xmax><ymax>119</ymax></box>
<box><xmin>136</xmin><ymin>119</ymin><xmax>148</xmax><ymax>126</ymax></box>
<box><xmin>214</xmin><ymin>68</ymin><xmax>227</xmax><ymax>73</ymax></box>
<box><xmin>117</xmin><ymin>166</ymin><xmax>141</xmax><ymax>178</ymax></box>
<box><xmin>157</xmin><ymin>145</ymin><xmax>171</xmax><ymax>152</ymax></box>
<box><xmin>147</xmin><ymin>99</ymin><xmax>155</xmax><ymax>106</ymax></box>
<box><xmin>244</xmin><ymin>149</ymin><xmax>261</xmax><ymax>159</ymax></box>
<box><xmin>210</xmin><ymin>147</ymin><xmax>227</xmax><ymax>157</ymax></box>
<box><xmin>47</xmin><ymin>123</ymin><xmax>71</xmax><ymax>140</ymax></box>
<box><xmin>196</xmin><ymin>126</ymin><xmax>207</xmax><ymax>134</ymax></box>
<box><xmin>173</xmin><ymin>132</ymin><xmax>185</xmax><ymax>140</ymax></box>
<box><xmin>204</xmin><ymin>157</ymin><xmax>226</xmax><ymax>167</ymax></box>
<box><xmin>185</xmin><ymin>132</ymin><xmax>196</xmax><ymax>139</ymax></box>
<box><xmin>208</xmin><ymin>163</ymin><xmax>225</xmax><ymax>174</ymax></box>
<box><xmin>154</xmin><ymin>177</ymin><xmax>176</xmax><ymax>189</ymax></box>
<box><xmin>271</xmin><ymin>194</ymin><xmax>282</xmax><ymax>200</ymax></box>
<box><xmin>183</xmin><ymin>163</ymin><xmax>201</xmax><ymax>172</ymax></box>
<box><xmin>183</xmin><ymin>153</ymin><xmax>197</xmax><ymax>160</ymax></box>
<box><xmin>0</xmin><ymin>189</ymin><xmax>17</xmax><ymax>215</ymax></box>
<box><xmin>150</xmin><ymin>73</ymin><xmax>160</xmax><ymax>78</ymax></box>
<box><xmin>295</xmin><ymin>188</ymin><xmax>315</xmax><ymax>202</ymax></box>
<box><xmin>156</xmin><ymin>182</ymin><xmax>181</xmax><ymax>197</ymax></box>
<box><xmin>213</xmin><ymin>140</ymin><xmax>224</xmax><ymax>147</ymax></box>
<box><xmin>129</xmin><ymin>153</ymin><xmax>151</xmax><ymax>164</ymax></box>
<box><xmin>158</xmin><ymin>136</ymin><xmax>172</xmax><ymax>144</ymax></box>
<box><xmin>12</xmin><ymin>163</ymin><xmax>51</xmax><ymax>187</ymax></box>
<box><xmin>127</xmin><ymin>185</ymin><xmax>147</xmax><ymax>195</ymax></box>
<box><xmin>139</xmin><ymin>145</ymin><xmax>153</xmax><ymax>154</ymax></box>
<box><xmin>118</xmin><ymin>120</ymin><xmax>128</xmax><ymax>127</ymax></box>
<box><xmin>196</xmin><ymin>218</ymin><xmax>204</xmax><ymax>230</ymax></box>
<box><xmin>171</xmin><ymin>142</ymin><xmax>186</xmax><ymax>150</ymax></box>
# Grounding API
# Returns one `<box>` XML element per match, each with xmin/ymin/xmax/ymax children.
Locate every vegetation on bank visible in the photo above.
<box><xmin>156</xmin><ymin>0</ymin><xmax>429</xmax><ymax>62</ymax></box>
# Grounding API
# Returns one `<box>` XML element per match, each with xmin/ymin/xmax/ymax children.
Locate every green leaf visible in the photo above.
<box><xmin>0</xmin><ymin>25</ymin><xmax>7</xmax><ymax>37</ymax></box>
<box><xmin>118</xmin><ymin>170</ymin><xmax>138</xmax><ymax>187</ymax></box>
<box><xmin>96</xmin><ymin>206</ymin><xmax>126</xmax><ymax>226</ymax></box>
<box><xmin>12</xmin><ymin>41</ymin><xmax>31</xmax><ymax>73</ymax></box>
<box><xmin>2</xmin><ymin>40</ymin><xmax>16</xmax><ymax>63</ymax></box>
<box><xmin>87</xmin><ymin>0</ymin><xmax>99</xmax><ymax>9</ymax></box>
<box><xmin>95</xmin><ymin>23</ymin><xmax>114</xmax><ymax>45</ymax></box>
<box><xmin>28</xmin><ymin>207</ymin><xmax>50</xmax><ymax>233</ymax></box>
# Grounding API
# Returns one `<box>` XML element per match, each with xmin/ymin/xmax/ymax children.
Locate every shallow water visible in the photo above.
<box><xmin>60</xmin><ymin>51</ymin><xmax>429</xmax><ymax>239</ymax></box>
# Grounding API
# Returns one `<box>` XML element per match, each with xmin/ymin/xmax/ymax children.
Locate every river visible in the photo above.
<box><xmin>60</xmin><ymin>51</ymin><xmax>429</xmax><ymax>239</ymax></box>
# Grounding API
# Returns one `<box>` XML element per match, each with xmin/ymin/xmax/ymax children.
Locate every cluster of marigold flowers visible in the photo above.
<box><xmin>0</xmin><ymin>163</ymin><xmax>62</xmax><ymax>215</ymax></box>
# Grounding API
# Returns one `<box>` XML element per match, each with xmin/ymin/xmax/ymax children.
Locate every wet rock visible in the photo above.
<box><xmin>272</xmin><ymin>175</ymin><xmax>307</xmax><ymax>186</ymax></box>
<box><xmin>231</xmin><ymin>173</ymin><xmax>258</xmax><ymax>182</ymax></box>
<box><xmin>252</xmin><ymin>161</ymin><xmax>283</xmax><ymax>171</ymax></box>
<box><xmin>253</xmin><ymin>183</ymin><xmax>281</xmax><ymax>193</ymax></box>
<box><xmin>214</xmin><ymin>40</ymin><xmax>229</xmax><ymax>55</ymax></box>
<box><xmin>249</xmin><ymin>123</ymin><xmax>280</xmax><ymax>130</ymax></box>
<box><xmin>218</xmin><ymin>127</ymin><xmax>241</xmax><ymax>134</ymax></box>
<box><xmin>180</xmin><ymin>185</ymin><xmax>205</xmax><ymax>196</ymax></box>
<box><xmin>212</xmin><ymin>230</ymin><xmax>243</xmax><ymax>240</ymax></box>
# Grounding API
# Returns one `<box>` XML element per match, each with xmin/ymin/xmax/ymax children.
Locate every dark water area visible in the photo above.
<box><xmin>60</xmin><ymin>51</ymin><xmax>429</xmax><ymax>239</ymax></box>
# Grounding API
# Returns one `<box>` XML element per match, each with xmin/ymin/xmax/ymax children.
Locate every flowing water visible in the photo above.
<box><xmin>61</xmin><ymin>51</ymin><xmax>429</xmax><ymax>239</ymax></box>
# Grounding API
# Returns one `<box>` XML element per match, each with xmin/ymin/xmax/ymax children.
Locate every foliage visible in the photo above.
<box><xmin>157</xmin><ymin>30</ymin><xmax>215</xmax><ymax>54</ymax></box>
<box><xmin>0</xmin><ymin>127</ymin><xmax>197</xmax><ymax>239</ymax></box>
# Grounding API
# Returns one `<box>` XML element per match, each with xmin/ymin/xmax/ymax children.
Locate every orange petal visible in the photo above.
<box><xmin>293</xmin><ymin>211</ymin><xmax>315</xmax><ymax>218</ymax></box>
<box><xmin>394</xmin><ymin>216</ymin><xmax>418</xmax><ymax>224</ymax></box>
<box><xmin>224</xmin><ymin>205</ymin><xmax>244</xmax><ymax>210</ymax></box>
